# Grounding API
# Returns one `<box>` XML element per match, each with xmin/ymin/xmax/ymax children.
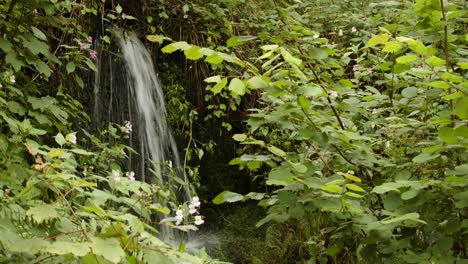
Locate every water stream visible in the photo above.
<box><xmin>94</xmin><ymin>33</ymin><xmax>192</xmax><ymax>242</ymax></box>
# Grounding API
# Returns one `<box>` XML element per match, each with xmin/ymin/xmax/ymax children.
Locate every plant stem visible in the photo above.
<box><xmin>440</xmin><ymin>0</ymin><xmax>455</xmax><ymax>127</ymax></box>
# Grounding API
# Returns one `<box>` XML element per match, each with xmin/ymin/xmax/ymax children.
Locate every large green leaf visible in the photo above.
<box><xmin>228</xmin><ymin>78</ymin><xmax>246</xmax><ymax>96</ymax></box>
<box><xmin>90</xmin><ymin>237</ymin><xmax>125</xmax><ymax>263</ymax></box>
<box><xmin>212</xmin><ymin>191</ymin><xmax>244</xmax><ymax>204</ymax></box>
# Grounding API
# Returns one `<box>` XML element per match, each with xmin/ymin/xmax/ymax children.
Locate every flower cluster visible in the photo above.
<box><xmin>126</xmin><ymin>171</ymin><xmax>135</xmax><ymax>181</ymax></box>
<box><xmin>124</xmin><ymin>121</ymin><xmax>132</xmax><ymax>134</ymax></box>
<box><xmin>81</xmin><ymin>36</ymin><xmax>97</xmax><ymax>61</ymax></box>
<box><xmin>173</xmin><ymin>196</ymin><xmax>204</xmax><ymax>226</ymax></box>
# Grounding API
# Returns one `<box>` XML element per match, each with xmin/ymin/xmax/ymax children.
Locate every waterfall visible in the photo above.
<box><xmin>92</xmin><ymin>32</ymin><xmax>192</xmax><ymax>242</ymax></box>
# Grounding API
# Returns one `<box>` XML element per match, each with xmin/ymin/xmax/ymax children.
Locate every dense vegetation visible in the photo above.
<box><xmin>0</xmin><ymin>0</ymin><xmax>467</xmax><ymax>263</ymax></box>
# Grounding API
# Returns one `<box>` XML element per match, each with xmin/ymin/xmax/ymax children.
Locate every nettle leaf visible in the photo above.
<box><xmin>9</xmin><ymin>238</ymin><xmax>48</xmax><ymax>255</ymax></box>
<box><xmin>90</xmin><ymin>237</ymin><xmax>125</xmax><ymax>263</ymax></box>
<box><xmin>367</xmin><ymin>33</ymin><xmax>390</xmax><ymax>46</ymax></box>
<box><xmin>396</xmin><ymin>54</ymin><xmax>419</xmax><ymax>64</ymax></box>
<box><xmin>455</xmin><ymin>97</ymin><xmax>468</xmax><ymax>119</ymax></box>
<box><xmin>46</xmin><ymin>241</ymin><xmax>91</xmax><ymax>256</ymax></box>
<box><xmin>382</xmin><ymin>41</ymin><xmax>402</xmax><ymax>53</ymax></box>
<box><xmin>267</xmin><ymin>167</ymin><xmax>294</xmax><ymax>186</ymax></box>
<box><xmin>228</xmin><ymin>78</ymin><xmax>246</xmax><ymax>96</ymax></box>
<box><xmin>26</xmin><ymin>204</ymin><xmax>59</xmax><ymax>224</ymax></box>
<box><xmin>212</xmin><ymin>191</ymin><xmax>244</xmax><ymax>204</ymax></box>
<box><xmin>427</xmin><ymin>81</ymin><xmax>450</xmax><ymax>89</ymax></box>
<box><xmin>425</xmin><ymin>56</ymin><xmax>446</xmax><ymax>66</ymax></box>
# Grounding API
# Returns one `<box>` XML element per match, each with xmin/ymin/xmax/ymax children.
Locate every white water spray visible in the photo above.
<box><xmin>118</xmin><ymin>33</ymin><xmax>192</xmax><ymax>241</ymax></box>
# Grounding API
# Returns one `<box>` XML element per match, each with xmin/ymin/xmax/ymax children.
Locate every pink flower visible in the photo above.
<box><xmin>351</xmin><ymin>27</ymin><xmax>357</xmax><ymax>33</ymax></box>
<box><xmin>80</xmin><ymin>42</ymin><xmax>88</xmax><ymax>50</ymax></box>
<box><xmin>367</xmin><ymin>68</ymin><xmax>373</xmax><ymax>74</ymax></box>
<box><xmin>90</xmin><ymin>50</ymin><xmax>97</xmax><ymax>61</ymax></box>
<box><xmin>372</xmin><ymin>108</ymin><xmax>378</xmax><ymax>114</ymax></box>
<box><xmin>121</xmin><ymin>13</ymin><xmax>126</xmax><ymax>19</ymax></box>
<box><xmin>352</xmin><ymin>64</ymin><xmax>360</xmax><ymax>72</ymax></box>
<box><xmin>194</xmin><ymin>215</ymin><xmax>204</xmax><ymax>225</ymax></box>
<box><xmin>87</xmin><ymin>36</ymin><xmax>93</xmax><ymax>44</ymax></box>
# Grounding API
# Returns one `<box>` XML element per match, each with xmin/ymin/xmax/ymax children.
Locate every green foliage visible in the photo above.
<box><xmin>0</xmin><ymin>1</ymin><xmax>210</xmax><ymax>263</ymax></box>
<box><xmin>161</xmin><ymin>0</ymin><xmax>468</xmax><ymax>262</ymax></box>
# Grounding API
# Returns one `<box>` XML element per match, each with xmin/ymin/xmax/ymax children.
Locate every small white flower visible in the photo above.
<box><xmin>124</xmin><ymin>121</ymin><xmax>132</xmax><ymax>134</ymax></box>
<box><xmin>194</xmin><ymin>215</ymin><xmax>204</xmax><ymax>225</ymax></box>
<box><xmin>67</xmin><ymin>133</ymin><xmax>77</xmax><ymax>144</ymax></box>
<box><xmin>192</xmin><ymin>196</ymin><xmax>201</xmax><ymax>208</ymax></box>
<box><xmin>83</xmin><ymin>168</ymin><xmax>87</xmax><ymax>177</ymax></box>
<box><xmin>338</xmin><ymin>29</ymin><xmax>343</xmax><ymax>36</ymax></box>
<box><xmin>0</xmin><ymin>83</ymin><xmax>3</xmax><ymax>88</ymax></box>
<box><xmin>371</xmin><ymin>123</ymin><xmax>376</xmax><ymax>129</ymax></box>
<box><xmin>313</xmin><ymin>33</ymin><xmax>319</xmax><ymax>39</ymax></box>
<box><xmin>127</xmin><ymin>171</ymin><xmax>135</xmax><ymax>181</ymax></box>
<box><xmin>189</xmin><ymin>204</ymin><xmax>197</xmax><ymax>215</ymax></box>
<box><xmin>175</xmin><ymin>209</ymin><xmax>183</xmax><ymax>225</ymax></box>
<box><xmin>112</xmin><ymin>170</ymin><xmax>121</xmax><ymax>182</ymax></box>
<box><xmin>351</xmin><ymin>27</ymin><xmax>357</xmax><ymax>33</ymax></box>
<box><xmin>168</xmin><ymin>160</ymin><xmax>173</xmax><ymax>168</ymax></box>
<box><xmin>372</xmin><ymin>108</ymin><xmax>378</xmax><ymax>115</ymax></box>
<box><xmin>10</xmin><ymin>75</ymin><xmax>15</xmax><ymax>83</ymax></box>
<box><xmin>329</xmin><ymin>90</ymin><xmax>338</xmax><ymax>99</ymax></box>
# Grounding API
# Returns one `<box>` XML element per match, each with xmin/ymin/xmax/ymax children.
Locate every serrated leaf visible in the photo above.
<box><xmin>427</xmin><ymin>81</ymin><xmax>450</xmax><ymax>89</ymax></box>
<box><xmin>382</xmin><ymin>41</ymin><xmax>402</xmax><ymax>53</ymax></box>
<box><xmin>457</xmin><ymin>62</ymin><xmax>468</xmax><ymax>69</ymax></box>
<box><xmin>455</xmin><ymin>97</ymin><xmax>468</xmax><ymax>119</ymax></box>
<box><xmin>267</xmin><ymin>167</ymin><xmax>294</xmax><ymax>186</ymax></box>
<box><xmin>9</xmin><ymin>238</ymin><xmax>48</xmax><ymax>254</ymax></box>
<box><xmin>212</xmin><ymin>191</ymin><xmax>244</xmax><ymax>204</ymax></box>
<box><xmin>345</xmin><ymin>184</ymin><xmax>366</xmax><ymax>193</ymax></box>
<box><xmin>367</xmin><ymin>33</ymin><xmax>390</xmax><ymax>46</ymax></box>
<box><xmin>26</xmin><ymin>204</ymin><xmax>59</xmax><ymax>224</ymax></box>
<box><xmin>321</xmin><ymin>185</ymin><xmax>343</xmax><ymax>193</ymax></box>
<box><xmin>426</xmin><ymin>56</ymin><xmax>446</xmax><ymax>66</ymax></box>
<box><xmin>228</xmin><ymin>78</ymin><xmax>246</xmax><ymax>96</ymax></box>
<box><xmin>47</xmin><ymin>241</ymin><xmax>91</xmax><ymax>256</ymax></box>
<box><xmin>396</xmin><ymin>55</ymin><xmax>419</xmax><ymax>64</ymax></box>
<box><xmin>90</xmin><ymin>237</ymin><xmax>125</xmax><ymax>263</ymax></box>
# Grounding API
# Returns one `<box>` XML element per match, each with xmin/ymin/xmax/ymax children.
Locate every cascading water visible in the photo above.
<box><xmin>94</xmin><ymin>32</ymin><xmax>193</xmax><ymax>243</ymax></box>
